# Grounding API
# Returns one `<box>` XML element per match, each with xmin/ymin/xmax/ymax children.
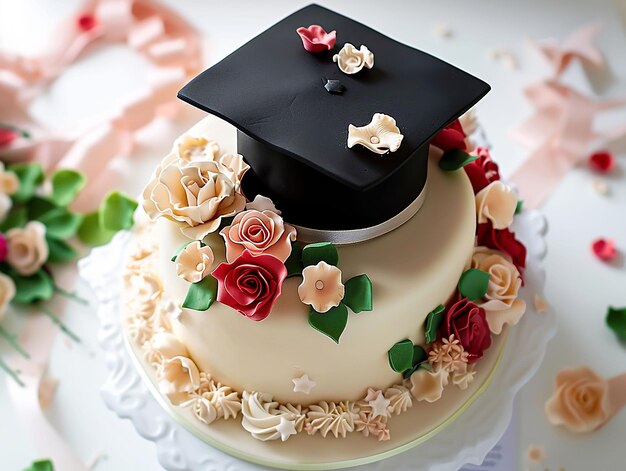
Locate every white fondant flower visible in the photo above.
<box><xmin>157</xmin><ymin>355</ymin><xmax>201</xmax><ymax>405</ymax></box>
<box><xmin>452</xmin><ymin>364</ymin><xmax>476</xmax><ymax>390</ymax></box>
<box><xmin>245</xmin><ymin>194</ymin><xmax>281</xmax><ymax>215</ymax></box>
<box><xmin>298</xmin><ymin>261</ymin><xmax>345</xmax><ymax>313</ymax></box>
<box><xmin>0</xmin><ymin>272</ymin><xmax>16</xmax><ymax>323</ymax></box>
<box><xmin>409</xmin><ymin>368</ymin><xmax>447</xmax><ymax>403</ymax></box>
<box><xmin>6</xmin><ymin>221</ymin><xmax>48</xmax><ymax>276</ymax></box>
<box><xmin>141</xmin><ymin>153</ymin><xmax>248</xmax><ymax>240</ymax></box>
<box><xmin>475</xmin><ymin>181</ymin><xmax>517</xmax><ymax>229</ymax></box>
<box><xmin>333</xmin><ymin>43</ymin><xmax>374</xmax><ymax>74</ymax></box>
<box><xmin>150</xmin><ymin>332</ymin><xmax>189</xmax><ymax>359</ymax></box>
<box><xmin>348</xmin><ymin>113</ymin><xmax>404</xmax><ymax>155</ymax></box>
<box><xmin>471</xmin><ymin>247</ymin><xmax>527</xmax><ymax>334</ymax></box>
<box><xmin>176</xmin><ymin>241</ymin><xmax>215</xmax><ymax>283</ymax></box>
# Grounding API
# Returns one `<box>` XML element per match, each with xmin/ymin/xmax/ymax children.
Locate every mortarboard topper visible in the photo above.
<box><xmin>179</xmin><ymin>4</ymin><xmax>490</xmax><ymax>239</ymax></box>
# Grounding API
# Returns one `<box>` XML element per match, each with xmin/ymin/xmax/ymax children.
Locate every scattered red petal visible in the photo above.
<box><xmin>0</xmin><ymin>128</ymin><xmax>18</xmax><ymax>147</ymax></box>
<box><xmin>77</xmin><ymin>13</ymin><xmax>97</xmax><ymax>32</ymax></box>
<box><xmin>591</xmin><ymin>238</ymin><xmax>617</xmax><ymax>262</ymax></box>
<box><xmin>588</xmin><ymin>150</ymin><xmax>615</xmax><ymax>173</ymax></box>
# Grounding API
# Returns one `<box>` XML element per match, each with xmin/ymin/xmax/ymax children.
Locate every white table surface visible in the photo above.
<box><xmin>1</xmin><ymin>0</ymin><xmax>625</xmax><ymax>470</ymax></box>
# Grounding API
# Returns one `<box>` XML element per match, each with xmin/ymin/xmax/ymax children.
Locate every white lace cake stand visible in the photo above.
<box><xmin>79</xmin><ymin>209</ymin><xmax>555</xmax><ymax>471</ymax></box>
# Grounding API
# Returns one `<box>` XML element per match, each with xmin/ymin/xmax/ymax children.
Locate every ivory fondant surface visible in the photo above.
<box><xmin>155</xmin><ymin>116</ymin><xmax>476</xmax><ymax>404</ymax></box>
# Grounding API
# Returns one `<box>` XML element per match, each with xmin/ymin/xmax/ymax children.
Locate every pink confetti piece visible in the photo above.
<box><xmin>591</xmin><ymin>238</ymin><xmax>617</xmax><ymax>262</ymax></box>
<box><xmin>588</xmin><ymin>150</ymin><xmax>616</xmax><ymax>173</ymax></box>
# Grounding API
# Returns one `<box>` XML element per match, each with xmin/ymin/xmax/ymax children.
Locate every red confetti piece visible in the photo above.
<box><xmin>591</xmin><ymin>238</ymin><xmax>617</xmax><ymax>262</ymax></box>
<box><xmin>588</xmin><ymin>150</ymin><xmax>615</xmax><ymax>173</ymax></box>
<box><xmin>0</xmin><ymin>128</ymin><xmax>18</xmax><ymax>147</ymax></box>
<box><xmin>77</xmin><ymin>13</ymin><xmax>97</xmax><ymax>32</ymax></box>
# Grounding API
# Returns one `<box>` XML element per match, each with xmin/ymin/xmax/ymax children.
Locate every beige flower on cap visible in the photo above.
<box><xmin>158</xmin><ymin>355</ymin><xmax>201</xmax><ymax>405</ymax></box>
<box><xmin>348</xmin><ymin>113</ymin><xmax>404</xmax><ymax>155</ymax></box>
<box><xmin>141</xmin><ymin>153</ymin><xmax>248</xmax><ymax>240</ymax></box>
<box><xmin>0</xmin><ymin>273</ymin><xmax>16</xmax><ymax>323</ymax></box>
<box><xmin>545</xmin><ymin>366</ymin><xmax>610</xmax><ymax>433</ymax></box>
<box><xmin>409</xmin><ymin>368</ymin><xmax>447</xmax><ymax>403</ymax></box>
<box><xmin>475</xmin><ymin>181</ymin><xmax>517</xmax><ymax>230</ymax></box>
<box><xmin>176</xmin><ymin>241</ymin><xmax>215</xmax><ymax>283</ymax></box>
<box><xmin>298</xmin><ymin>261</ymin><xmax>345</xmax><ymax>313</ymax></box>
<box><xmin>0</xmin><ymin>162</ymin><xmax>19</xmax><ymax>196</ymax></box>
<box><xmin>333</xmin><ymin>43</ymin><xmax>374</xmax><ymax>74</ymax></box>
<box><xmin>471</xmin><ymin>247</ymin><xmax>526</xmax><ymax>334</ymax></box>
<box><xmin>220</xmin><ymin>209</ymin><xmax>296</xmax><ymax>263</ymax></box>
<box><xmin>6</xmin><ymin>221</ymin><xmax>49</xmax><ymax>276</ymax></box>
<box><xmin>176</xmin><ymin>135</ymin><xmax>220</xmax><ymax>162</ymax></box>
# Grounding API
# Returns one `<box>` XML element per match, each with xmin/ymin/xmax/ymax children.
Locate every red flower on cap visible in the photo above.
<box><xmin>588</xmin><ymin>150</ymin><xmax>615</xmax><ymax>174</ymax></box>
<box><xmin>465</xmin><ymin>147</ymin><xmax>501</xmax><ymax>194</ymax></box>
<box><xmin>212</xmin><ymin>249</ymin><xmax>287</xmax><ymax>321</ymax></box>
<box><xmin>476</xmin><ymin>221</ymin><xmax>527</xmax><ymax>274</ymax></box>
<box><xmin>440</xmin><ymin>298</ymin><xmax>492</xmax><ymax>363</ymax></box>
<box><xmin>431</xmin><ymin>119</ymin><xmax>466</xmax><ymax>152</ymax></box>
<box><xmin>0</xmin><ymin>128</ymin><xmax>18</xmax><ymax>148</ymax></box>
<box><xmin>591</xmin><ymin>238</ymin><xmax>617</xmax><ymax>262</ymax></box>
<box><xmin>296</xmin><ymin>25</ymin><xmax>337</xmax><ymax>53</ymax></box>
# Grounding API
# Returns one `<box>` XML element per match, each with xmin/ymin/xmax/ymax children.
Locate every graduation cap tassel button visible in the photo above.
<box><xmin>348</xmin><ymin>114</ymin><xmax>403</xmax><ymax>155</ymax></box>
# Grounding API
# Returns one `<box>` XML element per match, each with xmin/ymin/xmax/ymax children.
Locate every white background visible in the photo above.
<box><xmin>1</xmin><ymin>0</ymin><xmax>626</xmax><ymax>470</ymax></box>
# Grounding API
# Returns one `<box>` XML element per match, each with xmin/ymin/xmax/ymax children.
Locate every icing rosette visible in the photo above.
<box><xmin>296</xmin><ymin>25</ymin><xmax>337</xmax><ymax>52</ymax></box>
<box><xmin>241</xmin><ymin>391</ymin><xmax>298</xmax><ymax>441</ymax></box>
<box><xmin>347</xmin><ymin>113</ymin><xmax>403</xmax><ymax>155</ymax></box>
<box><xmin>220</xmin><ymin>209</ymin><xmax>296</xmax><ymax>263</ymax></box>
<box><xmin>333</xmin><ymin>43</ymin><xmax>374</xmax><ymax>74</ymax></box>
<box><xmin>471</xmin><ymin>247</ymin><xmax>526</xmax><ymax>334</ymax></box>
<box><xmin>127</xmin><ymin>272</ymin><xmax>162</xmax><ymax>317</ymax></box>
<box><xmin>440</xmin><ymin>298</ymin><xmax>492</xmax><ymax>363</ymax></box>
<box><xmin>475</xmin><ymin>181</ymin><xmax>517</xmax><ymax>230</ymax></box>
<box><xmin>6</xmin><ymin>221</ymin><xmax>49</xmax><ymax>276</ymax></box>
<box><xmin>157</xmin><ymin>356</ymin><xmax>201</xmax><ymax>405</ymax></box>
<box><xmin>545</xmin><ymin>366</ymin><xmax>610</xmax><ymax>433</ymax></box>
<box><xmin>298</xmin><ymin>261</ymin><xmax>345</xmax><ymax>313</ymax></box>
<box><xmin>212</xmin><ymin>250</ymin><xmax>288</xmax><ymax>321</ymax></box>
<box><xmin>305</xmin><ymin>401</ymin><xmax>359</xmax><ymax>438</ymax></box>
<box><xmin>176</xmin><ymin>241</ymin><xmax>215</xmax><ymax>283</ymax></box>
<box><xmin>384</xmin><ymin>385</ymin><xmax>413</xmax><ymax>415</ymax></box>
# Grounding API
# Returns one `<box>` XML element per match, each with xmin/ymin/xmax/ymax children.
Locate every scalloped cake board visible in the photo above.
<box><xmin>79</xmin><ymin>207</ymin><xmax>555</xmax><ymax>471</ymax></box>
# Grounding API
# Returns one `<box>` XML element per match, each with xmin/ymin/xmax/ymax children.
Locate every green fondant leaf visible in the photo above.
<box><xmin>99</xmin><ymin>191</ymin><xmax>138</xmax><ymax>231</ymax></box>
<box><xmin>77</xmin><ymin>211</ymin><xmax>117</xmax><ymax>246</ymax></box>
<box><xmin>606</xmin><ymin>306</ymin><xmax>626</xmax><ymax>341</ymax></box>
<box><xmin>0</xmin><ymin>205</ymin><xmax>27</xmax><ymax>232</ymax></box>
<box><xmin>23</xmin><ymin>460</ymin><xmax>54</xmax><ymax>471</ymax></box>
<box><xmin>27</xmin><ymin>196</ymin><xmax>57</xmax><ymax>220</ymax></box>
<box><xmin>51</xmin><ymin>169</ymin><xmax>86</xmax><ymax>206</ymax></box>
<box><xmin>46</xmin><ymin>236</ymin><xmax>77</xmax><ymax>263</ymax></box>
<box><xmin>438</xmin><ymin>149</ymin><xmax>478</xmax><ymax>172</ymax></box>
<box><xmin>308</xmin><ymin>303</ymin><xmax>348</xmax><ymax>343</ymax></box>
<box><xmin>9</xmin><ymin>270</ymin><xmax>54</xmax><ymax>305</ymax></box>
<box><xmin>402</xmin><ymin>345</ymin><xmax>428</xmax><ymax>379</ymax></box>
<box><xmin>458</xmin><ymin>268</ymin><xmax>490</xmax><ymax>301</ymax></box>
<box><xmin>343</xmin><ymin>274</ymin><xmax>373</xmax><ymax>313</ymax></box>
<box><xmin>388</xmin><ymin>339</ymin><xmax>414</xmax><ymax>373</ymax></box>
<box><xmin>515</xmin><ymin>200</ymin><xmax>524</xmax><ymax>215</ymax></box>
<box><xmin>8</xmin><ymin>162</ymin><xmax>44</xmax><ymax>202</ymax></box>
<box><xmin>425</xmin><ymin>304</ymin><xmax>445</xmax><ymax>344</ymax></box>
<box><xmin>302</xmin><ymin>242</ymin><xmax>339</xmax><ymax>267</ymax></box>
<box><xmin>37</xmin><ymin>207</ymin><xmax>83</xmax><ymax>239</ymax></box>
<box><xmin>285</xmin><ymin>242</ymin><xmax>303</xmax><ymax>278</ymax></box>
<box><xmin>182</xmin><ymin>275</ymin><xmax>218</xmax><ymax>311</ymax></box>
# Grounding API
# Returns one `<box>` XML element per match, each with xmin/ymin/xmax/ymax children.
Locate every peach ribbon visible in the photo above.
<box><xmin>2</xmin><ymin>1</ymin><xmax>203</xmax><ymax>468</ymax></box>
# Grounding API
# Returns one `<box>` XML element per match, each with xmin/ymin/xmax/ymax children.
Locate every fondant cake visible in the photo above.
<box><xmin>122</xmin><ymin>3</ymin><xmax>528</xmax><ymax>461</ymax></box>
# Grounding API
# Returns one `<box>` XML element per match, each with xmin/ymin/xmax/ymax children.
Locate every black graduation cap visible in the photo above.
<box><xmin>178</xmin><ymin>4</ymin><xmax>490</xmax><ymax>233</ymax></box>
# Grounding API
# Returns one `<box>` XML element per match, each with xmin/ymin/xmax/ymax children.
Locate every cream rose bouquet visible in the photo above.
<box><xmin>0</xmin><ymin>161</ymin><xmax>137</xmax><ymax>385</ymax></box>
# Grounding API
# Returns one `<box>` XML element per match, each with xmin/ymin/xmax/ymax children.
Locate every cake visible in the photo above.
<box><xmin>122</xmin><ymin>3</ymin><xmax>528</xmax><ymax>464</ymax></box>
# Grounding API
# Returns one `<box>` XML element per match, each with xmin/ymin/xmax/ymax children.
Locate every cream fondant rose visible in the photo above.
<box><xmin>150</xmin><ymin>332</ymin><xmax>189</xmax><ymax>360</ymax></box>
<box><xmin>409</xmin><ymin>368</ymin><xmax>447</xmax><ymax>403</ymax></box>
<box><xmin>475</xmin><ymin>181</ymin><xmax>517</xmax><ymax>230</ymax></box>
<box><xmin>333</xmin><ymin>43</ymin><xmax>374</xmax><ymax>74</ymax></box>
<box><xmin>0</xmin><ymin>272</ymin><xmax>16</xmax><ymax>323</ymax></box>
<box><xmin>0</xmin><ymin>162</ymin><xmax>19</xmax><ymax>196</ymax></box>
<box><xmin>176</xmin><ymin>241</ymin><xmax>215</xmax><ymax>283</ymax></box>
<box><xmin>158</xmin><ymin>355</ymin><xmax>201</xmax><ymax>405</ymax></box>
<box><xmin>141</xmin><ymin>154</ymin><xmax>248</xmax><ymax>240</ymax></box>
<box><xmin>176</xmin><ymin>135</ymin><xmax>220</xmax><ymax>162</ymax></box>
<box><xmin>471</xmin><ymin>247</ymin><xmax>526</xmax><ymax>334</ymax></box>
<box><xmin>298</xmin><ymin>261</ymin><xmax>345</xmax><ymax>313</ymax></box>
<box><xmin>220</xmin><ymin>209</ymin><xmax>296</xmax><ymax>263</ymax></box>
<box><xmin>6</xmin><ymin>221</ymin><xmax>49</xmax><ymax>276</ymax></box>
<box><xmin>545</xmin><ymin>366</ymin><xmax>610</xmax><ymax>433</ymax></box>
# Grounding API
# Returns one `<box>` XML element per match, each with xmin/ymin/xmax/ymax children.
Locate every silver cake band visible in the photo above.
<box><xmin>291</xmin><ymin>181</ymin><xmax>429</xmax><ymax>246</ymax></box>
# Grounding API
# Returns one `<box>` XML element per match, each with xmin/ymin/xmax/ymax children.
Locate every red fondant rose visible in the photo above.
<box><xmin>431</xmin><ymin>119</ymin><xmax>466</xmax><ymax>152</ymax></box>
<box><xmin>441</xmin><ymin>298</ymin><xmax>492</xmax><ymax>363</ymax></box>
<box><xmin>0</xmin><ymin>128</ymin><xmax>18</xmax><ymax>148</ymax></box>
<box><xmin>465</xmin><ymin>147</ymin><xmax>501</xmax><ymax>194</ymax></box>
<box><xmin>212</xmin><ymin>250</ymin><xmax>287</xmax><ymax>321</ymax></box>
<box><xmin>476</xmin><ymin>221</ymin><xmax>527</xmax><ymax>274</ymax></box>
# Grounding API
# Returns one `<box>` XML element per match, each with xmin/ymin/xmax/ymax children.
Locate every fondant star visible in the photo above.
<box><xmin>324</xmin><ymin>78</ymin><xmax>345</xmax><ymax>95</ymax></box>
<box><xmin>276</xmin><ymin>416</ymin><xmax>298</xmax><ymax>441</ymax></box>
<box><xmin>368</xmin><ymin>391</ymin><xmax>390</xmax><ymax>418</ymax></box>
<box><xmin>532</xmin><ymin>22</ymin><xmax>604</xmax><ymax>76</ymax></box>
<box><xmin>292</xmin><ymin>373</ymin><xmax>316</xmax><ymax>394</ymax></box>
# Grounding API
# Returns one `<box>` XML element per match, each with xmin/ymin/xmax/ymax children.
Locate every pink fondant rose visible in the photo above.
<box><xmin>212</xmin><ymin>250</ymin><xmax>287</xmax><ymax>321</ymax></box>
<box><xmin>440</xmin><ymin>298</ymin><xmax>492</xmax><ymax>363</ymax></box>
<box><xmin>464</xmin><ymin>147</ymin><xmax>501</xmax><ymax>194</ymax></box>
<box><xmin>296</xmin><ymin>25</ymin><xmax>337</xmax><ymax>52</ymax></box>
<box><xmin>220</xmin><ymin>209</ymin><xmax>296</xmax><ymax>263</ymax></box>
